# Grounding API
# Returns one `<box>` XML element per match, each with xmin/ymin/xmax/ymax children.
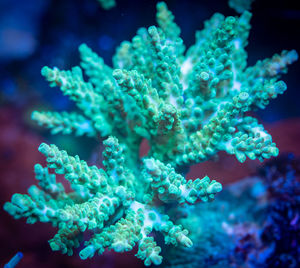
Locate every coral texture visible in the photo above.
<box><xmin>4</xmin><ymin>1</ymin><xmax>297</xmax><ymax>266</ymax></box>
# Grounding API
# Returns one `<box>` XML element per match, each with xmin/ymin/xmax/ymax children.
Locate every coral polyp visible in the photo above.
<box><xmin>4</xmin><ymin>1</ymin><xmax>297</xmax><ymax>266</ymax></box>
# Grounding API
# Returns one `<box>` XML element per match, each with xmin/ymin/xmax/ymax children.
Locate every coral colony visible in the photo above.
<box><xmin>4</xmin><ymin>1</ymin><xmax>297</xmax><ymax>266</ymax></box>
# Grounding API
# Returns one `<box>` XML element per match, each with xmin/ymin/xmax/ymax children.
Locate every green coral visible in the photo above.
<box><xmin>97</xmin><ymin>0</ymin><xmax>116</xmax><ymax>10</ymax></box>
<box><xmin>4</xmin><ymin>1</ymin><xmax>297</xmax><ymax>266</ymax></box>
<box><xmin>32</xmin><ymin>111</ymin><xmax>97</xmax><ymax>137</ymax></box>
<box><xmin>229</xmin><ymin>0</ymin><xmax>254</xmax><ymax>13</ymax></box>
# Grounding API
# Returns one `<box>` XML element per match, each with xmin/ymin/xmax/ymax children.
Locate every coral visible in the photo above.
<box><xmin>163</xmin><ymin>177</ymin><xmax>265</xmax><ymax>267</ymax></box>
<box><xmin>229</xmin><ymin>0</ymin><xmax>254</xmax><ymax>13</ymax></box>
<box><xmin>97</xmin><ymin>0</ymin><xmax>116</xmax><ymax>10</ymax></box>
<box><xmin>164</xmin><ymin>155</ymin><xmax>300</xmax><ymax>268</ymax></box>
<box><xmin>4</xmin><ymin>1</ymin><xmax>297</xmax><ymax>266</ymax></box>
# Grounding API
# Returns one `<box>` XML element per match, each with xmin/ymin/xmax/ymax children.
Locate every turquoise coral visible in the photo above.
<box><xmin>97</xmin><ymin>0</ymin><xmax>116</xmax><ymax>10</ymax></box>
<box><xmin>4</xmin><ymin>1</ymin><xmax>297</xmax><ymax>266</ymax></box>
<box><xmin>229</xmin><ymin>0</ymin><xmax>254</xmax><ymax>13</ymax></box>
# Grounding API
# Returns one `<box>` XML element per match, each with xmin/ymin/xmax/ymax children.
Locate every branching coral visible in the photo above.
<box><xmin>4</xmin><ymin>1</ymin><xmax>297</xmax><ymax>266</ymax></box>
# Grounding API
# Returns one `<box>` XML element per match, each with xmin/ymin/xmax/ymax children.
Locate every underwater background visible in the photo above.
<box><xmin>0</xmin><ymin>0</ymin><xmax>299</xmax><ymax>267</ymax></box>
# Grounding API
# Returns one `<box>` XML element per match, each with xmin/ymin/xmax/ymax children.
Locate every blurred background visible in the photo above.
<box><xmin>0</xmin><ymin>0</ymin><xmax>299</xmax><ymax>267</ymax></box>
